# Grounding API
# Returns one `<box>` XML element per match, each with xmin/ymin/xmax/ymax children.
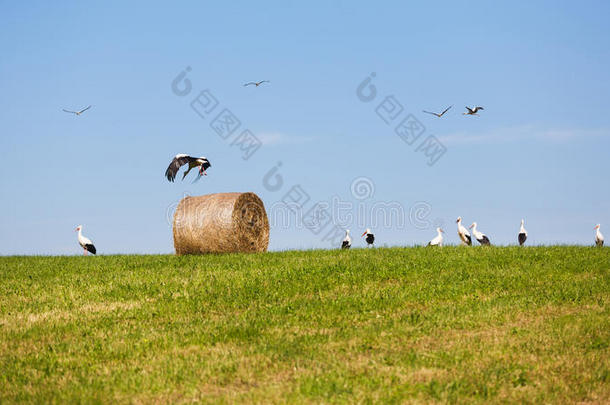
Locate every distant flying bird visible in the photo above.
<box><xmin>428</xmin><ymin>227</ymin><xmax>444</xmax><ymax>247</ymax></box>
<box><xmin>244</xmin><ymin>80</ymin><xmax>270</xmax><ymax>87</ymax></box>
<box><xmin>62</xmin><ymin>105</ymin><xmax>91</xmax><ymax>116</ymax></box>
<box><xmin>423</xmin><ymin>105</ymin><xmax>452</xmax><ymax>118</ymax></box>
<box><xmin>165</xmin><ymin>154</ymin><xmax>211</xmax><ymax>182</ymax></box>
<box><xmin>362</xmin><ymin>229</ymin><xmax>375</xmax><ymax>247</ymax></box>
<box><xmin>518</xmin><ymin>219</ymin><xmax>528</xmax><ymax>246</ymax></box>
<box><xmin>594</xmin><ymin>224</ymin><xmax>604</xmax><ymax>247</ymax></box>
<box><xmin>456</xmin><ymin>217</ymin><xmax>472</xmax><ymax>246</ymax></box>
<box><xmin>470</xmin><ymin>222</ymin><xmax>491</xmax><ymax>245</ymax></box>
<box><xmin>75</xmin><ymin>225</ymin><xmax>96</xmax><ymax>256</ymax></box>
<box><xmin>341</xmin><ymin>230</ymin><xmax>352</xmax><ymax>249</ymax></box>
<box><xmin>463</xmin><ymin>106</ymin><xmax>484</xmax><ymax>116</ymax></box>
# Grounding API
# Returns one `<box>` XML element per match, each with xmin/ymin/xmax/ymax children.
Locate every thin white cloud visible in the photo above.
<box><xmin>438</xmin><ymin>125</ymin><xmax>609</xmax><ymax>145</ymax></box>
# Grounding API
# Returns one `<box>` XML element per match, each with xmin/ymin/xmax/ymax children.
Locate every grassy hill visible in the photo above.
<box><xmin>1</xmin><ymin>247</ymin><xmax>609</xmax><ymax>403</ymax></box>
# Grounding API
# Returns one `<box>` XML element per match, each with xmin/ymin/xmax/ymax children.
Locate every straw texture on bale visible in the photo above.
<box><xmin>173</xmin><ymin>192</ymin><xmax>269</xmax><ymax>255</ymax></box>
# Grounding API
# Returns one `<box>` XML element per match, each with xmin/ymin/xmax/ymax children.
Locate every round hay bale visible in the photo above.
<box><xmin>172</xmin><ymin>192</ymin><xmax>269</xmax><ymax>255</ymax></box>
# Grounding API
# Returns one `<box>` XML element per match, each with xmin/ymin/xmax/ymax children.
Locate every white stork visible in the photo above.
<box><xmin>62</xmin><ymin>105</ymin><xmax>91</xmax><ymax>116</ymax></box>
<box><xmin>428</xmin><ymin>227</ymin><xmax>444</xmax><ymax>247</ymax></box>
<box><xmin>463</xmin><ymin>106</ymin><xmax>484</xmax><ymax>116</ymax></box>
<box><xmin>244</xmin><ymin>80</ymin><xmax>270</xmax><ymax>87</ymax></box>
<box><xmin>75</xmin><ymin>225</ymin><xmax>96</xmax><ymax>255</ymax></box>
<box><xmin>456</xmin><ymin>217</ymin><xmax>472</xmax><ymax>246</ymax></box>
<box><xmin>423</xmin><ymin>105</ymin><xmax>452</xmax><ymax>118</ymax></box>
<box><xmin>469</xmin><ymin>222</ymin><xmax>491</xmax><ymax>245</ymax></box>
<box><xmin>362</xmin><ymin>229</ymin><xmax>375</xmax><ymax>247</ymax></box>
<box><xmin>518</xmin><ymin>219</ymin><xmax>528</xmax><ymax>246</ymax></box>
<box><xmin>165</xmin><ymin>154</ymin><xmax>211</xmax><ymax>182</ymax></box>
<box><xmin>341</xmin><ymin>230</ymin><xmax>352</xmax><ymax>249</ymax></box>
<box><xmin>595</xmin><ymin>224</ymin><xmax>604</xmax><ymax>247</ymax></box>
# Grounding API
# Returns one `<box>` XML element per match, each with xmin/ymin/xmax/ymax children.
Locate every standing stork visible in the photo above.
<box><xmin>518</xmin><ymin>219</ymin><xmax>528</xmax><ymax>246</ymax></box>
<box><xmin>428</xmin><ymin>227</ymin><xmax>444</xmax><ymax>247</ymax></box>
<box><xmin>341</xmin><ymin>230</ymin><xmax>352</xmax><ymax>249</ymax></box>
<box><xmin>456</xmin><ymin>217</ymin><xmax>472</xmax><ymax>246</ymax></box>
<box><xmin>469</xmin><ymin>222</ymin><xmax>491</xmax><ymax>245</ymax></box>
<box><xmin>362</xmin><ymin>229</ymin><xmax>375</xmax><ymax>247</ymax></box>
<box><xmin>594</xmin><ymin>224</ymin><xmax>604</xmax><ymax>247</ymax></box>
<box><xmin>75</xmin><ymin>225</ymin><xmax>96</xmax><ymax>255</ymax></box>
<box><xmin>165</xmin><ymin>154</ymin><xmax>211</xmax><ymax>182</ymax></box>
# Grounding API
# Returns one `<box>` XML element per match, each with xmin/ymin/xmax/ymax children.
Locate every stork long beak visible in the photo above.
<box><xmin>440</xmin><ymin>229</ymin><xmax>444</xmax><ymax>233</ymax></box>
<box><xmin>469</xmin><ymin>224</ymin><xmax>474</xmax><ymax>229</ymax></box>
<box><xmin>594</xmin><ymin>225</ymin><xmax>599</xmax><ymax>229</ymax></box>
<box><xmin>361</xmin><ymin>231</ymin><xmax>367</xmax><ymax>237</ymax></box>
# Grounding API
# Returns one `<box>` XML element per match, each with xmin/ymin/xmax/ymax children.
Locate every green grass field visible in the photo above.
<box><xmin>1</xmin><ymin>247</ymin><xmax>609</xmax><ymax>403</ymax></box>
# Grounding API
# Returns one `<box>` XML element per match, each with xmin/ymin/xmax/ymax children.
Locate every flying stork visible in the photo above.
<box><xmin>165</xmin><ymin>154</ymin><xmax>211</xmax><ymax>182</ymax></box>
<box><xmin>428</xmin><ymin>227</ymin><xmax>444</xmax><ymax>247</ymax></box>
<box><xmin>341</xmin><ymin>230</ymin><xmax>352</xmax><ymax>249</ymax></box>
<box><xmin>362</xmin><ymin>229</ymin><xmax>375</xmax><ymax>247</ymax></box>
<box><xmin>456</xmin><ymin>217</ymin><xmax>472</xmax><ymax>246</ymax></box>
<box><xmin>518</xmin><ymin>219</ymin><xmax>528</xmax><ymax>246</ymax></box>
<box><xmin>62</xmin><ymin>105</ymin><xmax>92</xmax><ymax>116</ymax></box>
<box><xmin>423</xmin><ymin>105</ymin><xmax>452</xmax><ymax>118</ymax></box>
<box><xmin>469</xmin><ymin>222</ymin><xmax>491</xmax><ymax>245</ymax></box>
<box><xmin>463</xmin><ymin>106</ymin><xmax>484</xmax><ymax>116</ymax></box>
<box><xmin>244</xmin><ymin>80</ymin><xmax>270</xmax><ymax>87</ymax></box>
<box><xmin>75</xmin><ymin>225</ymin><xmax>96</xmax><ymax>256</ymax></box>
<box><xmin>595</xmin><ymin>224</ymin><xmax>604</xmax><ymax>247</ymax></box>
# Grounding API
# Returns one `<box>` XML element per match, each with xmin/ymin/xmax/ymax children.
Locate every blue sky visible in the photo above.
<box><xmin>1</xmin><ymin>1</ymin><xmax>609</xmax><ymax>254</ymax></box>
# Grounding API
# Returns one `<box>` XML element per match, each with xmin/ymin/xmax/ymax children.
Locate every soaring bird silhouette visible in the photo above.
<box><xmin>165</xmin><ymin>154</ymin><xmax>211</xmax><ymax>182</ymax></box>
<box><xmin>244</xmin><ymin>80</ymin><xmax>270</xmax><ymax>87</ymax></box>
<box><xmin>463</xmin><ymin>106</ymin><xmax>484</xmax><ymax>116</ymax></box>
<box><xmin>423</xmin><ymin>105</ymin><xmax>452</xmax><ymax>118</ymax></box>
<box><xmin>62</xmin><ymin>105</ymin><xmax>92</xmax><ymax>116</ymax></box>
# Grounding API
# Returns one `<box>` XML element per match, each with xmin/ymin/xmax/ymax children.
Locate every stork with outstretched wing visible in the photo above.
<box><xmin>62</xmin><ymin>105</ymin><xmax>92</xmax><ymax>116</ymax></box>
<box><xmin>165</xmin><ymin>154</ymin><xmax>211</xmax><ymax>182</ymax></box>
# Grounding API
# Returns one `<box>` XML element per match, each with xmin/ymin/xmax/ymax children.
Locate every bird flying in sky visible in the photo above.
<box><xmin>62</xmin><ymin>105</ymin><xmax>92</xmax><ymax>116</ymax></box>
<box><xmin>243</xmin><ymin>80</ymin><xmax>270</xmax><ymax>87</ymax></box>
<box><xmin>463</xmin><ymin>106</ymin><xmax>484</xmax><ymax>116</ymax></box>
<box><xmin>165</xmin><ymin>154</ymin><xmax>211</xmax><ymax>182</ymax></box>
<box><xmin>423</xmin><ymin>105</ymin><xmax>452</xmax><ymax>118</ymax></box>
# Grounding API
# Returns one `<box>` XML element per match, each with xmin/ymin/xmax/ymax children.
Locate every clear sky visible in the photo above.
<box><xmin>1</xmin><ymin>1</ymin><xmax>609</xmax><ymax>255</ymax></box>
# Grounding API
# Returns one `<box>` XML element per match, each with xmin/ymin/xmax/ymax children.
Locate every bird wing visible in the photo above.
<box><xmin>78</xmin><ymin>105</ymin><xmax>92</xmax><ymax>114</ymax></box>
<box><xmin>474</xmin><ymin>106</ymin><xmax>484</xmax><ymax>112</ymax></box>
<box><xmin>422</xmin><ymin>110</ymin><xmax>440</xmax><ymax>117</ymax></box>
<box><xmin>440</xmin><ymin>105</ymin><xmax>453</xmax><ymax>116</ymax></box>
<box><xmin>165</xmin><ymin>155</ymin><xmax>196</xmax><ymax>182</ymax></box>
<box><xmin>259</xmin><ymin>80</ymin><xmax>270</xmax><ymax>84</ymax></box>
<box><xmin>244</xmin><ymin>82</ymin><xmax>256</xmax><ymax>86</ymax></box>
<box><xmin>62</xmin><ymin>109</ymin><xmax>77</xmax><ymax>114</ymax></box>
<box><xmin>465</xmin><ymin>106</ymin><xmax>474</xmax><ymax>113</ymax></box>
